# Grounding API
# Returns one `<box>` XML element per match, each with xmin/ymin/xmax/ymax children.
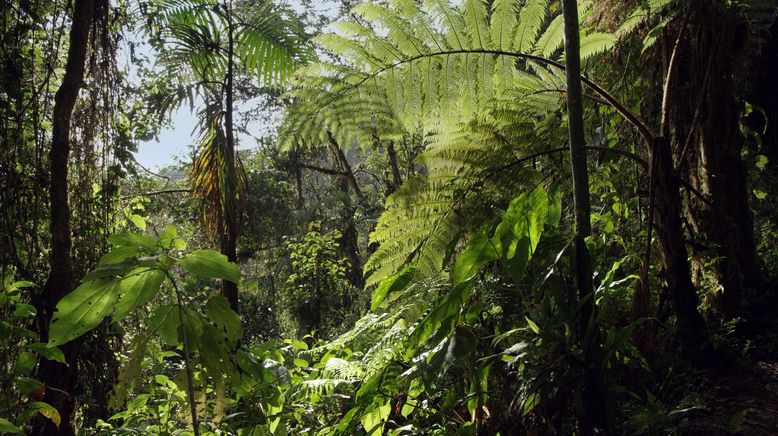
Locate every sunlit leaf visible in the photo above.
<box><xmin>113</xmin><ymin>268</ymin><xmax>166</xmax><ymax>320</ymax></box>
<box><xmin>48</xmin><ymin>279</ymin><xmax>121</xmax><ymax>346</ymax></box>
<box><xmin>179</xmin><ymin>250</ymin><xmax>240</xmax><ymax>284</ymax></box>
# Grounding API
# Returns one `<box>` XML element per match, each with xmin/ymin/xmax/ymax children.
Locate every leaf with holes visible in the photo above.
<box><xmin>48</xmin><ymin>279</ymin><xmax>121</xmax><ymax>346</ymax></box>
<box><xmin>205</xmin><ymin>295</ymin><xmax>242</xmax><ymax>342</ymax></box>
<box><xmin>113</xmin><ymin>268</ymin><xmax>166</xmax><ymax>321</ymax></box>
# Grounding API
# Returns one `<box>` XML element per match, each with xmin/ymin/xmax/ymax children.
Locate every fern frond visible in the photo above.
<box><xmin>463</xmin><ymin>0</ymin><xmax>491</xmax><ymax>49</ymax></box>
<box><xmin>580</xmin><ymin>32</ymin><xmax>617</xmax><ymax>61</ymax></box>
<box><xmin>491</xmin><ymin>0</ymin><xmax>520</xmax><ymax>51</ymax></box>
<box><xmin>364</xmin><ymin>175</ymin><xmax>461</xmax><ymax>287</ymax></box>
<box><xmin>514</xmin><ymin>0</ymin><xmax>548</xmax><ymax>52</ymax></box>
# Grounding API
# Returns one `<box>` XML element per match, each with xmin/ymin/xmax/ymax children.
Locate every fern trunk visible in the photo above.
<box><xmin>387</xmin><ymin>141</ymin><xmax>402</xmax><ymax>193</ymax></box>
<box><xmin>561</xmin><ymin>0</ymin><xmax>606</xmax><ymax>433</ymax></box>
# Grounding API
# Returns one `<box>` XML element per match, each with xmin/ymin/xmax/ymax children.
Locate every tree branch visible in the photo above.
<box><xmin>121</xmin><ymin>189</ymin><xmax>192</xmax><ymax>199</ymax></box>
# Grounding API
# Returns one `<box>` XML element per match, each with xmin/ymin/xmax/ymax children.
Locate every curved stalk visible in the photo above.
<box><xmin>167</xmin><ymin>272</ymin><xmax>200</xmax><ymax>436</ymax></box>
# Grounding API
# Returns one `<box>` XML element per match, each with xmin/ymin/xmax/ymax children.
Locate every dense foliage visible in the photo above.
<box><xmin>2</xmin><ymin>0</ymin><xmax>778</xmax><ymax>434</ymax></box>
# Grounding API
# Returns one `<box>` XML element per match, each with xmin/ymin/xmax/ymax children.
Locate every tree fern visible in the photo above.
<box><xmin>279</xmin><ymin>0</ymin><xmax>649</xmax><ymax>289</ymax></box>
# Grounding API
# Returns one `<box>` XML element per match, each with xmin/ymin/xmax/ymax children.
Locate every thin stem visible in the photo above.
<box><xmin>167</xmin><ymin>271</ymin><xmax>200</xmax><ymax>436</ymax></box>
<box><xmin>660</xmin><ymin>8</ymin><xmax>690</xmax><ymax>138</ymax></box>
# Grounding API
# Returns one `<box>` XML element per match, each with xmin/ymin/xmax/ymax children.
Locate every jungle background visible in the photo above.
<box><xmin>2</xmin><ymin>0</ymin><xmax>778</xmax><ymax>434</ymax></box>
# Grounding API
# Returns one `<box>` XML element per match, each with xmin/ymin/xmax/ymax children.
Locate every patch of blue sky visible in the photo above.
<box><xmin>128</xmin><ymin>0</ymin><xmax>341</xmax><ymax>169</ymax></box>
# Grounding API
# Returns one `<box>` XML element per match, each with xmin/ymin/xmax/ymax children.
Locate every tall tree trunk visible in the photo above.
<box><xmin>292</xmin><ymin>149</ymin><xmax>305</xmax><ymax>208</ymax></box>
<box><xmin>221</xmin><ymin>1</ymin><xmax>239</xmax><ymax>313</ymax></box>
<box><xmin>673</xmin><ymin>1</ymin><xmax>764</xmax><ymax>322</ymax></box>
<box><xmin>340</xmin><ymin>215</ymin><xmax>364</xmax><ymax>291</ymax></box>
<box><xmin>651</xmin><ymin>137</ymin><xmax>709</xmax><ymax>349</ymax></box>
<box><xmin>561</xmin><ymin>0</ymin><xmax>604</xmax><ymax>433</ymax></box>
<box><xmin>33</xmin><ymin>0</ymin><xmax>96</xmax><ymax>433</ymax></box>
<box><xmin>327</xmin><ymin>132</ymin><xmax>362</xmax><ymax>198</ymax></box>
<box><xmin>325</xmin><ymin>133</ymin><xmax>364</xmax><ymax>289</ymax></box>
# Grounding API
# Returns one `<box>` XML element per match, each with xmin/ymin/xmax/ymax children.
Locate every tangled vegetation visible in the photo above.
<box><xmin>2</xmin><ymin>0</ymin><xmax>778</xmax><ymax>434</ymax></box>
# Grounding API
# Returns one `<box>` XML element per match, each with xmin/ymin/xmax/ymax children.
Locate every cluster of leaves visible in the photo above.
<box><xmin>283</xmin><ymin>223</ymin><xmax>356</xmax><ymax>336</ymax></box>
<box><xmin>0</xmin><ymin>277</ymin><xmax>64</xmax><ymax>433</ymax></box>
<box><xmin>225</xmin><ymin>187</ymin><xmax>649</xmax><ymax>434</ymax></box>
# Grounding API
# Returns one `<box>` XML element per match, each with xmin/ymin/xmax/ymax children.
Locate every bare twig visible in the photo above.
<box><xmin>121</xmin><ymin>189</ymin><xmax>192</xmax><ymax>200</ymax></box>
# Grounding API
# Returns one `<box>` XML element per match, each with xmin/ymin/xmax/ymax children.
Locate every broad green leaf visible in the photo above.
<box><xmin>14</xmin><ymin>352</ymin><xmax>36</xmax><ymax>375</ymax></box>
<box><xmin>428</xmin><ymin>325</ymin><xmax>479</xmax><ymax>378</ymax></box>
<box><xmin>452</xmin><ymin>224</ymin><xmax>498</xmax><ymax>285</ymax></box>
<box><xmin>149</xmin><ymin>304</ymin><xmax>179</xmax><ymax>346</ymax></box>
<box><xmin>467</xmin><ymin>362</ymin><xmax>490</xmax><ymax>418</ymax></box>
<box><xmin>8</xmin><ymin>280</ymin><xmax>35</xmax><ymax>291</ymax></box>
<box><xmin>289</xmin><ymin>339</ymin><xmax>308</xmax><ymax>351</ymax></box>
<box><xmin>30</xmin><ymin>402</ymin><xmax>61</xmax><ymax>428</ymax></box>
<box><xmin>16</xmin><ymin>377</ymin><xmax>43</xmax><ymax>396</ymax></box>
<box><xmin>81</xmin><ymin>263</ymin><xmax>134</xmax><ymax>282</ymax></box>
<box><xmin>406</xmin><ymin>282</ymin><xmax>474</xmax><ymax>356</ymax></box>
<box><xmin>149</xmin><ymin>303</ymin><xmax>203</xmax><ymax>351</ymax></box>
<box><xmin>113</xmin><ymin>268</ymin><xmax>166</xmax><ymax>320</ymax></box>
<box><xmin>200</xmin><ymin>324</ymin><xmax>236</xmax><ymax>380</ymax></box>
<box><xmin>522</xmin><ymin>392</ymin><xmax>540</xmax><ymax>416</ymax></box>
<box><xmin>0</xmin><ymin>418</ymin><xmax>22</xmax><ymax>434</ymax></box>
<box><xmin>263</xmin><ymin>359</ymin><xmax>291</xmax><ymax>386</ymax></box>
<box><xmin>179</xmin><ymin>250</ymin><xmax>240</xmax><ymax>284</ymax></box>
<box><xmin>12</xmin><ymin>303</ymin><xmax>36</xmax><ymax>319</ymax></box>
<box><xmin>525</xmin><ymin>188</ymin><xmax>549</xmax><ymax>251</ymax></box>
<box><xmin>129</xmin><ymin>214</ymin><xmax>146</xmax><ymax>230</ymax></box>
<box><xmin>0</xmin><ymin>321</ymin><xmax>10</xmax><ymax>341</ymax></box>
<box><xmin>495</xmin><ymin>187</ymin><xmax>548</xmax><ymax>258</ymax></box>
<box><xmin>205</xmin><ymin>295</ymin><xmax>242</xmax><ymax>342</ymax></box>
<box><xmin>371</xmin><ymin>265</ymin><xmax>417</xmax><ymax>310</ymax></box>
<box><xmin>48</xmin><ymin>279</ymin><xmax>121</xmax><ymax>346</ymax></box>
<box><xmin>546</xmin><ymin>186</ymin><xmax>562</xmax><ymax>227</ymax></box>
<box><xmin>162</xmin><ymin>224</ymin><xmax>176</xmax><ymax>238</ymax></box>
<box><xmin>158</xmin><ymin>224</ymin><xmax>179</xmax><ymax>248</ymax></box>
<box><xmin>525</xmin><ymin>316</ymin><xmax>541</xmax><ymax>334</ymax></box>
<box><xmin>107</xmin><ymin>233</ymin><xmax>157</xmax><ymax>253</ymax></box>
<box><xmin>98</xmin><ymin>245</ymin><xmax>140</xmax><ymax>266</ymax></box>
<box><xmin>756</xmin><ymin>154</ymin><xmax>769</xmax><ymax>170</ymax></box>
<box><xmin>361</xmin><ymin>399</ymin><xmax>391</xmax><ymax>435</ymax></box>
<box><xmin>491</xmin><ymin>187</ymin><xmax>550</xmax><ymax>282</ymax></box>
<box><xmin>449</xmin><ymin>326</ymin><xmax>478</xmax><ymax>360</ymax></box>
<box><xmin>29</xmin><ymin>343</ymin><xmax>65</xmax><ymax>364</ymax></box>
